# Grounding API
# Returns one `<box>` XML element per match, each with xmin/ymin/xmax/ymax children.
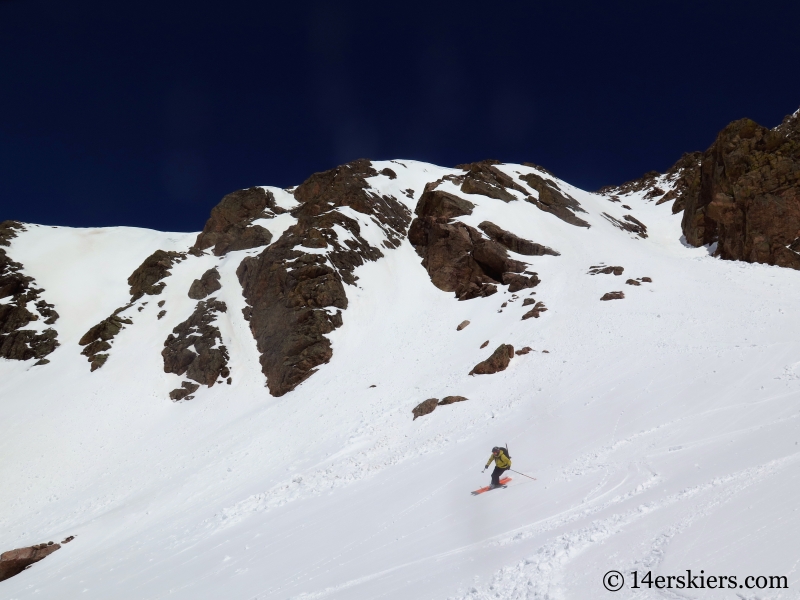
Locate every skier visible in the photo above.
<box><xmin>483</xmin><ymin>446</ymin><xmax>511</xmax><ymax>488</ymax></box>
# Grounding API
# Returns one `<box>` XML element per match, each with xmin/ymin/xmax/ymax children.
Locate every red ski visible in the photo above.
<box><xmin>471</xmin><ymin>477</ymin><xmax>512</xmax><ymax>495</ymax></box>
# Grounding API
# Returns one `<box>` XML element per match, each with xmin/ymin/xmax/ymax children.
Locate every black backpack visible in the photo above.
<box><xmin>499</xmin><ymin>446</ymin><xmax>510</xmax><ymax>458</ymax></box>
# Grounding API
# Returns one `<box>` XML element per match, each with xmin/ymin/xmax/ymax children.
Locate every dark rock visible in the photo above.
<box><xmin>542</xmin><ymin>350</ymin><xmax>549</xmax><ymax>353</ymax></box>
<box><xmin>157</xmin><ymin>310</ymin><xmax>166</xmax><ymax>320</ymax></box>
<box><xmin>456</xmin><ymin>320</ymin><xmax>470</xmax><ymax>331</ymax></box>
<box><xmin>502</xmin><ymin>272</ymin><xmax>540</xmax><ymax>293</ymax></box>
<box><xmin>522</xmin><ymin>297</ymin><xmax>536</xmax><ymax>306</ymax></box>
<box><xmin>679</xmin><ymin>110</ymin><xmax>800</xmax><ymax>269</ymax></box>
<box><xmin>61</xmin><ymin>536</ymin><xmax>74</xmax><ymax>544</ymax></box>
<box><xmin>169</xmin><ymin>381</ymin><xmax>200</xmax><ymax>401</ymax></box>
<box><xmin>519</xmin><ymin>173</ymin><xmax>590</xmax><ymax>227</ymax></box>
<box><xmin>193</xmin><ymin>187</ymin><xmax>284</xmax><ymax>256</ymax></box>
<box><xmin>602</xmin><ymin>213</ymin><xmax>648</xmax><ymax>238</ymax></box>
<box><xmin>641</xmin><ymin>277</ymin><xmax>652</xmax><ymax>282</ymax></box>
<box><xmin>522</xmin><ymin>302</ymin><xmax>548</xmax><ymax>320</ymax></box>
<box><xmin>0</xmin><ymin>542</ymin><xmax>61</xmax><ymax>582</ymax></box>
<box><xmin>238</xmin><ymin>160</ymin><xmax>411</xmax><ymax>396</ymax></box>
<box><xmin>162</xmin><ymin>299</ymin><xmax>230</xmax><ymax>389</ymax></box>
<box><xmin>470</xmin><ymin>344</ymin><xmax>514</xmax><ymax>375</ymax></box>
<box><xmin>415</xmin><ymin>187</ymin><xmax>476</xmax><ymax>219</ymax></box>
<box><xmin>412</xmin><ymin>398</ymin><xmax>439</xmax><ymax>420</ymax></box>
<box><xmin>158</xmin><ymin>300</ymin><xmax>165</xmax><ymax>307</ymax></box>
<box><xmin>515</xmin><ymin>347</ymin><xmax>532</xmax><ymax>355</ymax></box>
<box><xmin>588</xmin><ymin>265</ymin><xmax>624</xmax><ymax>276</ymax></box>
<box><xmin>188</xmin><ymin>268</ymin><xmax>222</xmax><ymax>300</ymax></box>
<box><xmin>78</xmin><ymin>305</ymin><xmax>134</xmax><ymax>370</ymax></box>
<box><xmin>409</xmin><ymin>191</ymin><xmax>533</xmax><ymax>300</ymax></box>
<box><xmin>438</xmin><ymin>395</ymin><xmax>468</xmax><ymax>405</ymax></box>
<box><xmin>478</xmin><ymin>221</ymin><xmax>560</xmax><ymax>256</ymax></box>
<box><xmin>379</xmin><ymin>168</ymin><xmax>397</xmax><ymax>179</ymax></box>
<box><xmin>600</xmin><ymin>291</ymin><xmax>625</xmax><ymax>301</ymax></box>
<box><xmin>454</xmin><ymin>161</ymin><xmax>530</xmax><ymax>202</ymax></box>
<box><xmin>480</xmin><ymin>340</ymin><xmax>489</xmax><ymax>348</ymax></box>
<box><xmin>0</xmin><ymin>240</ymin><xmax>60</xmax><ymax>362</ymax></box>
<box><xmin>625</xmin><ymin>278</ymin><xmax>641</xmax><ymax>286</ymax></box>
<box><xmin>128</xmin><ymin>250</ymin><xmax>187</xmax><ymax>300</ymax></box>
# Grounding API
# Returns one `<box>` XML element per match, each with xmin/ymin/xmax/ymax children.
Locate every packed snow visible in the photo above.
<box><xmin>1</xmin><ymin>160</ymin><xmax>798</xmax><ymax>599</ymax></box>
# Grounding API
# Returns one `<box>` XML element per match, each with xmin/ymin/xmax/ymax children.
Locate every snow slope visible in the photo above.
<box><xmin>1</xmin><ymin>160</ymin><xmax>799</xmax><ymax>599</ymax></box>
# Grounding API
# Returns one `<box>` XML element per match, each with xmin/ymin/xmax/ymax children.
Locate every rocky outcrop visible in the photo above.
<box><xmin>412</xmin><ymin>395</ymin><xmax>469</xmax><ymax>419</ymax></box>
<box><xmin>602</xmin><ymin>213</ymin><xmax>648</xmax><ymax>238</ymax></box>
<box><xmin>192</xmin><ymin>187</ymin><xmax>284</xmax><ymax>256</ymax></box>
<box><xmin>588</xmin><ymin>265</ymin><xmax>624</xmax><ymax>276</ymax></box>
<box><xmin>679</xmin><ymin>110</ymin><xmax>800</xmax><ymax>268</ymax></box>
<box><xmin>478</xmin><ymin>221</ymin><xmax>560</xmax><ymax>256</ymax></box>
<box><xmin>237</xmin><ymin>159</ymin><xmax>412</xmax><ymax>397</ymax></box>
<box><xmin>519</xmin><ymin>173</ymin><xmax>590</xmax><ymax>227</ymax></box>
<box><xmin>454</xmin><ymin>160</ymin><xmax>530</xmax><ymax>202</ymax></box>
<box><xmin>0</xmin><ymin>541</ymin><xmax>60</xmax><ymax>582</ymax></box>
<box><xmin>128</xmin><ymin>250</ymin><xmax>187</xmax><ymax>300</ymax></box>
<box><xmin>522</xmin><ymin>301</ymin><xmax>547</xmax><ymax>319</ymax></box>
<box><xmin>601</xmin><ymin>291</ymin><xmax>625</xmax><ymax>301</ymax></box>
<box><xmin>188</xmin><ymin>268</ymin><xmax>221</xmax><ymax>300</ymax></box>
<box><xmin>163</xmin><ymin>298</ymin><xmax>230</xmax><ymax>393</ymax></box>
<box><xmin>79</xmin><ymin>305</ymin><xmax>133</xmax><ymax>371</ymax></box>
<box><xmin>408</xmin><ymin>188</ymin><xmax>539</xmax><ymax>299</ymax></box>
<box><xmin>0</xmin><ymin>221</ymin><xmax>60</xmax><ymax>362</ymax></box>
<box><xmin>470</xmin><ymin>344</ymin><xmax>514</xmax><ymax>375</ymax></box>
<box><xmin>597</xmin><ymin>152</ymin><xmax>702</xmax><ymax>214</ymax></box>
<box><xmin>515</xmin><ymin>347</ymin><xmax>532</xmax><ymax>355</ymax></box>
<box><xmin>169</xmin><ymin>381</ymin><xmax>200</xmax><ymax>401</ymax></box>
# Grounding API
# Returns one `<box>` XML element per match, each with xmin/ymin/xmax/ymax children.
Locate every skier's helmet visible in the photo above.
<box><xmin>492</xmin><ymin>446</ymin><xmax>500</xmax><ymax>454</ymax></box>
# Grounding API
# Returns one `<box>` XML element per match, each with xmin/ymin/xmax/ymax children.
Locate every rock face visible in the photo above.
<box><xmin>188</xmin><ymin>268</ymin><xmax>222</xmax><ymax>300</ymax></box>
<box><xmin>478</xmin><ymin>221</ymin><xmax>560</xmax><ymax>256</ymax></box>
<box><xmin>601</xmin><ymin>213</ymin><xmax>648</xmax><ymax>238</ymax></box>
<box><xmin>237</xmin><ymin>159</ymin><xmax>412</xmax><ymax>397</ymax></box>
<box><xmin>192</xmin><ymin>187</ymin><xmax>283</xmax><ymax>256</ymax></box>
<box><xmin>588</xmin><ymin>265</ymin><xmax>624</xmax><ymax>276</ymax></box>
<box><xmin>79</xmin><ymin>306</ymin><xmax>133</xmax><ymax>371</ymax></box>
<box><xmin>522</xmin><ymin>302</ymin><xmax>547</xmax><ymax>320</ymax></box>
<box><xmin>519</xmin><ymin>173</ymin><xmax>590</xmax><ymax>227</ymax></box>
<box><xmin>470</xmin><ymin>344</ymin><xmax>514</xmax><ymax>375</ymax></box>
<box><xmin>0</xmin><ymin>221</ymin><xmax>60</xmax><ymax>362</ymax></box>
<box><xmin>0</xmin><ymin>542</ymin><xmax>60</xmax><ymax>582</ymax></box>
<box><xmin>455</xmin><ymin>160</ymin><xmax>531</xmax><ymax>202</ymax></box>
<box><xmin>128</xmin><ymin>250</ymin><xmax>187</xmax><ymax>300</ymax></box>
<box><xmin>163</xmin><ymin>298</ymin><xmax>230</xmax><ymax>390</ymax></box>
<box><xmin>409</xmin><ymin>187</ymin><xmax>539</xmax><ymax>299</ymax></box>
<box><xmin>679</xmin><ymin>111</ymin><xmax>800</xmax><ymax>268</ymax></box>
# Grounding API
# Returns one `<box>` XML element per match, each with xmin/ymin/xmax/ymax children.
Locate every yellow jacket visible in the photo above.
<box><xmin>486</xmin><ymin>450</ymin><xmax>511</xmax><ymax>469</ymax></box>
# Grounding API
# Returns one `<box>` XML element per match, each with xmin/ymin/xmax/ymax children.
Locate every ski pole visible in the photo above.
<box><xmin>509</xmin><ymin>469</ymin><xmax>536</xmax><ymax>481</ymax></box>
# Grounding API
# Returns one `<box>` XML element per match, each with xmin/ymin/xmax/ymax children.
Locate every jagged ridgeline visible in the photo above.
<box><xmin>0</xmin><ymin>221</ymin><xmax>60</xmax><ymax>364</ymax></box>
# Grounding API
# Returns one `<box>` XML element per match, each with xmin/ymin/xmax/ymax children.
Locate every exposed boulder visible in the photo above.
<box><xmin>625</xmin><ymin>278</ymin><xmax>641</xmax><ymax>286</ymax></box>
<box><xmin>0</xmin><ymin>542</ymin><xmax>60</xmax><ymax>582</ymax></box>
<box><xmin>456</xmin><ymin>320</ymin><xmax>470</xmax><ymax>331</ymax></box>
<box><xmin>415</xmin><ymin>187</ymin><xmax>475</xmax><ymax>219</ymax></box>
<box><xmin>522</xmin><ymin>302</ymin><xmax>547</xmax><ymax>319</ymax></box>
<box><xmin>602</xmin><ymin>213</ymin><xmax>648</xmax><ymax>238</ymax></box>
<box><xmin>515</xmin><ymin>347</ymin><xmax>532</xmax><ymax>355</ymax></box>
<box><xmin>480</xmin><ymin>340</ymin><xmax>489</xmax><ymax>348</ymax></box>
<box><xmin>439</xmin><ymin>395</ymin><xmax>468</xmax><ymax>405</ymax></box>
<box><xmin>601</xmin><ymin>291</ymin><xmax>625</xmax><ymax>301</ymax></box>
<box><xmin>188</xmin><ymin>268</ymin><xmax>222</xmax><ymax>300</ymax></box>
<box><xmin>679</xmin><ymin>110</ymin><xmax>800</xmax><ymax>269</ymax></box>
<box><xmin>412</xmin><ymin>398</ymin><xmax>439</xmax><ymax>420</ymax></box>
<box><xmin>169</xmin><ymin>381</ymin><xmax>200</xmax><ymax>401</ymax></box>
<box><xmin>588</xmin><ymin>265</ymin><xmax>624</xmax><ymax>276</ymax></box>
<box><xmin>641</xmin><ymin>276</ymin><xmax>652</xmax><ymax>282</ymax></box>
<box><xmin>162</xmin><ymin>298</ymin><xmax>230</xmax><ymax>390</ymax></box>
<box><xmin>238</xmin><ymin>159</ymin><xmax>412</xmax><ymax>397</ymax></box>
<box><xmin>470</xmin><ymin>344</ymin><xmax>514</xmax><ymax>375</ymax></box>
<box><xmin>128</xmin><ymin>250</ymin><xmax>187</xmax><ymax>300</ymax></box>
<box><xmin>519</xmin><ymin>173</ymin><xmax>590</xmax><ymax>227</ymax></box>
<box><xmin>478</xmin><ymin>221</ymin><xmax>560</xmax><ymax>256</ymax></box>
<box><xmin>192</xmin><ymin>187</ymin><xmax>283</xmax><ymax>256</ymax></box>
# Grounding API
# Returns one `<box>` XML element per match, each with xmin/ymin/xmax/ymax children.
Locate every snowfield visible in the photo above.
<box><xmin>1</xmin><ymin>160</ymin><xmax>799</xmax><ymax>599</ymax></box>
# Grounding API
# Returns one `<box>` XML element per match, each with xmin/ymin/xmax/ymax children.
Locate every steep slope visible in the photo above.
<box><xmin>1</xmin><ymin>156</ymin><xmax>799</xmax><ymax>599</ymax></box>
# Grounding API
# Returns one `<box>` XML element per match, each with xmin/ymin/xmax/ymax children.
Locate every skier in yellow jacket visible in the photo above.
<box><xmin>484</xmin><ymin>446</ymin><xmax>511</xmax><ymax>488</ymax></box>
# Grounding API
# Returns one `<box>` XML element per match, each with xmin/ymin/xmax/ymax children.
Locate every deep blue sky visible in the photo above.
<box><xmin>2</xmin><ymin>1</ymin><xmax>799</xmax><ymax>232</ymax></box>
